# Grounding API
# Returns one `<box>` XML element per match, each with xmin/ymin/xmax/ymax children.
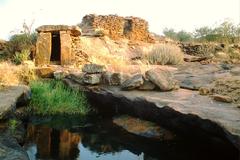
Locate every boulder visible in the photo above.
<box><xmin>35</xmin><ymin>67</ymin><xmax>55</xmax><ymax>78</ymax></box>
<box><xmin>53</xmin><ymin>70</ymin><xmax>68</xmax><ymax>80</ymax></box>
<box><xmin>0</xmin><ymin>85</ymin><xmax>30</xmax><ymax>120</ymax></box>
<box><xmin>82</xmin><ymin>64</ymin><xmax>105</xmax><ymax>74</ymax></box>
<box><xmin>139</xmin><ymin>80</ymin><xmax>156</xmax><ymax>90</ymax></box>
<box><xmin>121</xmin><ymin>74</ymin><xmax>143</xmax><ymax>90</ymax></box>
<box><xmin>212</xmin><ymin>94</ymin><xmax>232</xmax><ymax>103</ymax></box>
<box><xmin>102</xmin><ymin>72</ymin><xmax>129</xmax><ymax>86</ymax></box>
<box><xmin>146</xmin><ymin>68</ymin><xmax>178</xmax><ymax>91</ymax></box>
<box><xmin>68</xmin><ymin>72</ymin><xmax>84</xmax><ymax>84</ymax></box>
<box><xmin>0</xmin><ymin>132</ymin><xmax>29</xmax><ymax>160</ymax></box>
<box><xmin>83</xmin><ymin>73</ymin><xmax>102</xmax><ymax>85</ymax></box>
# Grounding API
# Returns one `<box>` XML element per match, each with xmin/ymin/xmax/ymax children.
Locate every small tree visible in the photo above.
<box><xmin>194</xmin><ymin>26</ymin><xmax>213</xmax><ymax>39</ymax></box>
<box><xmin>163</xmin><ymin>28</ymin><xmax>178</xmax><ymax>40</ymax></box>
<box><xmin>176</xmin><ymin>30</ymin><xmax>192</xmax><ymax>42</ymax></box>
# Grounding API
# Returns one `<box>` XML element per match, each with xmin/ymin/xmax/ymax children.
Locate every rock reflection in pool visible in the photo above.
<box><xmin>23</xmin><ymin>116</ymin><xmax>239</xmax><ymax>160</ymax></box>
<box><xmin>24</xmin><ymin>124</ymin><xmax>143</xmax><ymax>160</ymax></box>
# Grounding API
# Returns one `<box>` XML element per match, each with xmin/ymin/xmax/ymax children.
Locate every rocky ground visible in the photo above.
<box><xmin>61</xmin><ymin>62</ymin><xmax>240</xmax><ymax>151</ymax></box>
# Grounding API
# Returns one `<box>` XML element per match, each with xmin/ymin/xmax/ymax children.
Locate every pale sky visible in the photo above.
<box><xmin>0</xmin><ymin>0</ymin><xmax>239</xmax><ymax>39</ymax></box>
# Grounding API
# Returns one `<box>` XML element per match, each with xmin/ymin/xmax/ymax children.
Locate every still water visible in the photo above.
<box><xmin>23</xmin><ymin>116</ymin><xmax>239</xmax><ymax>160</ymax></box>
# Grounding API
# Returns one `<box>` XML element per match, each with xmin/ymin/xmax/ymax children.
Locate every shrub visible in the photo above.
<box><xmin>144</xmin><ymin>44</ymin><xmax>184</xmax><ymax>65</ymax></box>
<box><xmin>29</xmin><ymin>80</ymin><xmax>90</xmax><ymax>115</ymax></box>
<box><xmin>5</xmin><ymin>33</ymin><xmax>37</xmax><ymax>56</ymax></box>
<box><xmin>0</xmin><ymin>62</ymin><xmax>19</xmax><ymax>85</ymax></box>
<box><xmin>0</xmin><ymin>62</ymin><xmax>36</xmax><ymax>86</ymax></box>
<box><xmin>13</xmin><ymin>49</ymin><xmax>30</xmax><ymax>65</ymax></box>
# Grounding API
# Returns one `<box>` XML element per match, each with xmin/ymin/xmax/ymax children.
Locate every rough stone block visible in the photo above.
<box><xmin>60</xmin><ymin>31</ymin><xmax>72</xmax><ymax>65</ymax></box>
<box><xmin>35</xmin><ymin>33</ymin><xmax>51</xmax><ymax>66</ymax></box>
<box><xmin>83</xmin><ymin>73</ymin><xmax>102</xmax><ymax>85</ymax></box>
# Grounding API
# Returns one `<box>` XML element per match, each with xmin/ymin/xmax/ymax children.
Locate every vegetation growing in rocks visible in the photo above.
<box><xmin>29</xmin><ymin>80</ymin><xmax>90</xmax><ymax>115</ymax></box>
<box><xmin>144</xmin><ymin>44</ymin><xmax>184</xmax><ymax>65</ymax></box>
<box><xmin>8</xmin><ymin>119</ymin><xmax>20</xmax><ymax>134</ymax></box>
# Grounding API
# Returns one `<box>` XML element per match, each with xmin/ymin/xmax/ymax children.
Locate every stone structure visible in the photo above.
<box><xmin>35</xmin><ymin>15</ymin><xmax>155</xmax><ymax>66</ymax></box>
<box><xmin>80</xmin><ymin>14</ymin><xmax>155</xmax><ymax>42</ymax></box>
<box><xmin>35</xmin><ymin>25</ymin><xmax>81</xmax><ymax>66</ymax></box>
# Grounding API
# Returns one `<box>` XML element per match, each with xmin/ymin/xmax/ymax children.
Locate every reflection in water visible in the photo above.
<box><xmin>25</xmin><ymin>125</ymin><xmax>81</xmax><ymax>160</ymax></box>
<box><xmin>24</xmin><ymin>117</ymin><xmax>239</xmax><ymax>160</ymax></box>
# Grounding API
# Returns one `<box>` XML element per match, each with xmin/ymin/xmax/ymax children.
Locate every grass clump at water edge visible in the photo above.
<box><xmin>29</xmin><ymin>80</ymin><xmax>90</xmax><ymax>115</ymax></box>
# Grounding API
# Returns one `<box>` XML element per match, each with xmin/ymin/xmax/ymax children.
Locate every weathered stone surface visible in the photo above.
<box><xmin>35</xmin><ymin>67</ymin><xmax>55</xmax><ymax>78</ymax></box>
<box><xmin>53</xmin><ymin>70</ymin><xmax>68</xmax><ymax>80</ymax></box>
<box><xmin>83</xmin><ymin>73</ymin><xmax>102</xmax><ymax>85</ymax></box>
<box><xmin>60</xmin><ymin>31</ymin><xmax>72</xmax><ymax>65</ymax></box>
<box><xmin>121</xmin><ymin>74</ymin><xmax>143</xmax><ymax>90</ymax></box>
<box><xmin>231</xmin><ymin>66</ymin><xmax>240</xmax><ymax>76</ymax></box>
<box><xmin>183</xmin><ymin>54</ymin><xmax>208</xmax><ymax>62</ymax></box>
<box><xmin>80</xmin><ymin>14</ymin><xmax>154</xmax><ymax>42</ymax></box>
<box><xmin>82</xmin><ymin>64</ymin><xmax>105</xmax><ymax>74</ymax></box>
<box><xmin>36</xmin><ymin>25</ymin><xmax>81</xmax><ymax>36</ymax></box>
<box><xmin>174</xmin><ymin>63</ymin><xmax>232</xmax><ymax>90</ymax></box>
<box><xmin>35</xmin><ymin>32</ymin><xmax>51</xmax><ymax>66</ymax></box>
<box><xmin>65</xmin><ymin>79</ymin><xmax>240</xmax><ymax>150</ymax></box>
<box><xmin>0</xmin><ymin>85</ymin><xmax>30</xmax><ymax>119</ymax></box>
<box><xmin>139</xmin><ymin>80</ymin><xmax>156</xmax><ymax>90</ymax></box>
<box><xmin>212</xmin><ymin>94</ymin><xmax>232</xmax><ymax>103</ymax></box>
<box><xmin>68</xmin><ymin>72</ymin><xmax>84</xmax><ymax>84</ymax></box>
<box><xmin>113</xmin><ymin>115</ymin><xmax>175</xmax><ymax>140</ymax></box>
<box><xmin>0</xmin><ymin>132</ymin><xmax>29</xmax><ymax>160</ymax></box>
<box><xmin>102</xmin><ymin>72</ymin><xmax>122</xmax><ymax>86</ymax></box>
<box><xmin>146</xmin><ymin>68</ymin><xmax>178</xmax><ymax>91</ymax></box>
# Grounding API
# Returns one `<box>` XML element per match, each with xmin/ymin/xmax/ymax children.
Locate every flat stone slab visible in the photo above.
<box><xmin>0</xmin><ymin>85</ymin><xmax>30</xmax><ymax>119</ymax></box>
<box><xmin>102</xmin><ymin>86</ymin><xmax>240</xmax><ymax>149</ymax></box>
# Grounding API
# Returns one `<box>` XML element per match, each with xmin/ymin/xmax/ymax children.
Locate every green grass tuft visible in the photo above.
<box><xmin>29</xmin><ymin>80</ymin><xmax>90</xmax><ymax>115</ymax></box>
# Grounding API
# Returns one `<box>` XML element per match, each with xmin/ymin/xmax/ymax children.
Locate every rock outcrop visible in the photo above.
<box><xmin>121</xmin><ymin>74</ymin><xmax>143</xmax><ymax>90</ymax></box>
<box><xmin>146</xmin><ymin>68</ymin><xmax>178</xmax><ymax>91</ymax></box>
<box><xmin>0</xmin><ymin>85</ymin><xmax>30</xmax><ymax>119</ymax></box>
<box><xmin>63</xmin><ymin>78</ymin><xmax>240</xmax><ymax>151</ymax></box>
<box><xmin>0</xmin><ymin>132</ymin><xmax>29</xmax><ymax>160</ymax></box>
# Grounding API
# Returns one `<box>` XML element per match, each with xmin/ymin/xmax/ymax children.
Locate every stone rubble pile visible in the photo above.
<box><xmin>66</xmin><ymin>64</ymin><xmax>179</xmax><ymax>92</ymax></box>
<box><xmin>80</xmin><ymin>14</ymin><xmax>155</xmax><ymax>43</ymax></box>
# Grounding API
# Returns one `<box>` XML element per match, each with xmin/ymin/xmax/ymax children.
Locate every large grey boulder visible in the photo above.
<box><xmin>0</xmin><ymin>85</ymin><xmax>30</xmax><ymax>119</ymax></box>
<box><xmin>121</xmin><ymin>74</ymin><xmax>143</xmax><ymax>90</ymax></box>
<box><xmin>146</xmin><ymin>68</ymin><xmax>178</xmax><ymax>91</ymax></box>
<box><xmin>82</xmin><ymin>64</ymin><xmax>105</xmax><ymax>74</ymax></box>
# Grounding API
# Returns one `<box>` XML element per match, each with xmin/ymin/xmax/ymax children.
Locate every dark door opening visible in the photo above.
<box><xmin>123</xmin><ymin>19</ymin><xmax>133</xmax><ymax>35</ymax></box>
<box><xmin>51</xmin><ymin>32</ymin><xmax>61</xmax><ymax>64</ymax></box>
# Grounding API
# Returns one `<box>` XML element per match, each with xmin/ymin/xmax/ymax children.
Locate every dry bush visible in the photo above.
<box><xmin>0</xmin><ymin>62</ymin><xmax>36</xmax><ymax>86</ymax></box>
<box><xmin>143</xmin><ymin>44</ymin><xmax>184</xmax><ymax>65</ymax></box>
<box><xmin>0</xmin><ymin>62</ymin><xmax>19</xmax><ymax>86</ymax></box>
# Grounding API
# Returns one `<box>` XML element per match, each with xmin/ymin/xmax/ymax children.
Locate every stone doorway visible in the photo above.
<box><xmin>50</xmin><ymin>32</ymin><xmax>61</xmax><ymax>64</ymax></box>
<box><xmin>35</xmin><ymin>25</ymin><xmax>81</xmax><ymax>66</ymax></box>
